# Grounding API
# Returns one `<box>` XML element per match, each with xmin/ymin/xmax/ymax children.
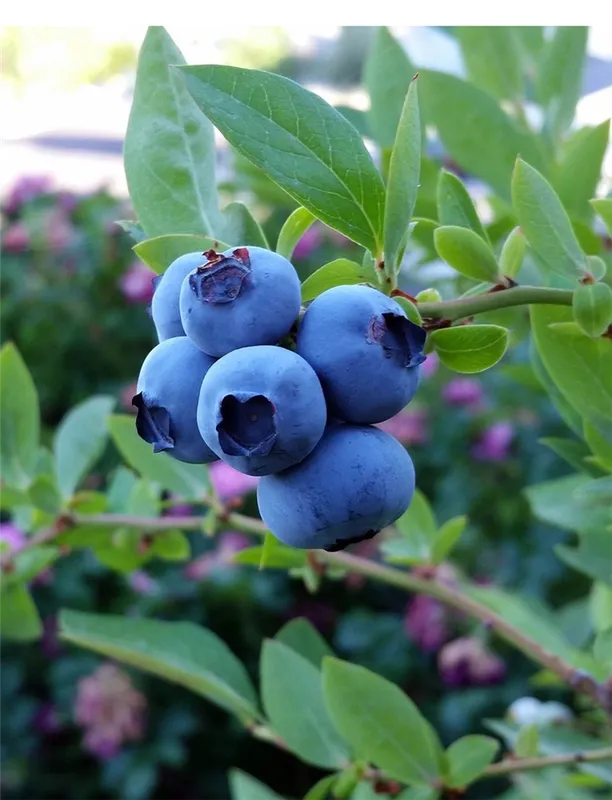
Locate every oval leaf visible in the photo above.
<box><xmin>134</xmin><ymin>234</ymin><xmax>228</xmax><ymax>273</ymax></box>
<box><xmin>229</xmin><ymin>771</ymin><xmax>286</xmax><ymax>800</ymax></box>
<box><xmin>428</xmin><ymin>325</ymin><xmax>509</xmax><ymax>374</ymax></box>
<box><xmin>499</xmin><ymin>226</ymin><xmax>526</xmax><ymax>279</ymax></box>
<box><xmin>392</xmin><ymin>296</ymin><xmax>423</xmax><ymax>326</ymax></box>
<box><xmin>124</xmin><ymin>27</ymin><xmax>223</xmax><ymax>238</ymax></box>
<box><xmin>178</xmin><ymin>65</ymin><xmax>385</xmax><ymax>253</ymax></box>
<box><xmin>445</xmin><ymin>735</ymin><xmax>499</xmax><ymax>788</ymax></box>
<box><xmin>274</xmin><ymin>618</ymin><xmax>333</xmax><ymax>668</ymax></box>
<box><xmin>276</xmin><ymin>207</ymin><xmax>316</xmax><ymax>260</ymax></box>
<box><xmin>573</xmin><ymin>282</ymin><xmax>612</xmax><ymax>339</ymax></box>
<box><xmin>0</xmin><ymin>343</ymin><xmax>40</xmax><ymax>490</ymax></box>
<box><xmin>222</xmin><ymin>201</ymin><xmax>269</xmax><ymax>249</ymax></box>
<box><xmin>59</xmin><ymin>609</ymin><xmax>260</xmax><ymax>721</ymax></box>
<box><xmin>591</xmin><ymin>198</ymin><xmax>612</xmax><ymax>235</ymax></box>
<box><xmin>456</xmin><ymin>27</ymin><xmax>522</xmax><ymax>101</ymax></box>
<box><xmin>434</xmin><ymin>226</ymin><xmax>499</xmax><ymax>283</ymax></box>
<box><xmin>436</xmin><ymin>170</ymin><xmax>489</xmax><ymax>242</ymax></box>
<box><xmin>301</xmin><ymin>259</ymin><xmax>365</xmax><ymax>302</ymax></box>
<box><xmin>322</xmin><ymin>657</ymin><xmax>444</xmax><ymax>786</ymax></box>
<box><xmin>0</xmin><ymin>584</ymin><xmax>42</xmax><ymax>642</ymax></box>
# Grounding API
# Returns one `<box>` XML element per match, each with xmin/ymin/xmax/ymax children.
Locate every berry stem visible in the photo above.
<box><xmin>417</xmin><ymin>286</ymin><xmax>573</xmax><ymax>321</ymax></box>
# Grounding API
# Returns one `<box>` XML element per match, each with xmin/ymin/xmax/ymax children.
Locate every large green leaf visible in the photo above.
<box><xmin>60</xmin><ymin>610</ymin><xmax>260</xmax><ymax>721</ymax></box>
<box><xmin>124</xmin><ymin>27</ymin><xmax>223</xmax><ymax>238</ymax></box>
<box><xmin>428</xmin><ymin>325</ymin><xmax>509</xmax><ymax>374</ymax></box>
<box><xmin>445</xmin><ymin>735</ymin><xmax>499</xmax><ymax>788</ymax></box>
<box><xmin>384</xmin><ymin>76</ymin><xmax>421</xmax><ymax>273</ymax></box>
<box><xmin>512</xmin><ymin>158</ymin><xmax>586</xmax><ymax>279</ymax></box>
<box><xmin>274</xmin><ymin>618</ymin><xmax>334</xmax><ymax>668</ymax></box>
<box><xmin>229</xmin><ymin>771</ymin><xmax>286</xmax><ymax>800</ymax></box>
<box><xmin>134</xmin><ymin>234</ymin><xmax>228</xmax><ymax>273</ymax></box>
<box><xmin>436</xmin><ymin>170</ymin><xmax>489</xmax><ymax>242</ymax></box>
<box><xmin>53</xmin><ymin>396</ymin><xmax>115</xmax><ymax>500</ymax></box>
<box><xmin>108</xmin><ymin>415</ymin><xmax>210</xmax><ymax>499</ymax></box>
<box><xmin>554</xmin><ymin>121</ymin><xmax>611</xmax><ymax>220</ymax></box>
<box><xmin>525</xmin><ymin>474</ymin><xmax>610</xmax><ymax>534</ymax></box>
<box><xmin>573</xmin><ymin>282</ymin><xmax>612</xmax><ymax>339</ymax></box>
<box><xmin>179</xmin><ymin>65</ymin><xmax>386</xmax><ymax>254</ymax></box>
<box><xmin>434</xmin><ymin>226</ymin><xmax>499</xmax><ymax>283</ymax></box>
<box><xmin>276</xmin><ymin>207</ymin><xmax>316</xmax><ymax>260</ymax></box>
<box><xmin>456</xmin><ymin>27</ymin><xmax>522</xmax><ymax>101</ymax></box>
<box><xmin>322</xmin><ymin>657</ymin><xmax>444</xmax><ymax>786</ymax></box>
<box><xmin>419</xmin><ymin>70</ymin><xmax>544</xmax><ymax>200</ymax></box>
<box><xmin>536</xmin><ymin>27</ymin><xmax>588</xmax><ymax>138</ymax></box>
<box><xmin>261</xmin><ymin>641</ymin><xmax>349</xmax><ymax>768</ymax></box>
<box><xmin>530</xmin><ymin>305</ymin><xmax>612</xmax><ymax>430</ymax></box>
<box><xmin>0</xmin><ymin>343</ymin><xmax>40</xmax><ymax>490</ymax></box>
<box><xmin>0</xmin><ymin>584</ymin><xmax>42</xmax><ymax>642</ymax></box>
<box><xmin>364</xmin><ymin>27</ymin><xmax>415</xmax><ymax>148</ymax></box>
<box><xmin>222</xmin><ymin>202</ymin><xmax>269</xmax><ymax>249</ymax></box>
<box><xmin>301</xmin><ymin>259</ymin><xmax>365</xmax><ymax>302</ymax></box>
<box><xmin>556</xmin><ymin>531</ymin><xmax>612</xmax><ymax>586</ymax></box>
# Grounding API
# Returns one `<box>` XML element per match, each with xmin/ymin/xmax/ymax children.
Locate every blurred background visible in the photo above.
<box><xmin>1</xmin><ymin>25</ymin><xmax>611</xmax><ymax>800</ymax></box>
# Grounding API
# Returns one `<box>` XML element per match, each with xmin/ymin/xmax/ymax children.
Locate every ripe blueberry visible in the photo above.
<box><xmin>197</xmin><ymin>345</ymin><xmax>327</xmax><ymax>476</ymax></box>
<box><xmin>151</xmin><ymin>251</ymin><xmax>208</xmax><ymax>341</ymax></box>
<box><xmin>257</xmin><ymin>424</ymin><xmax>415</xmax><ymax>551</ymax></box>
<box><xmin>133</xmin><ymin>337</ymin><xmax>217</xmax><ymax>464</ymax></box>
<box><xmin>179</xmin><ymin>246</ymin><xmax>301</xmax><ymax>357</ymax></box>
<box><xmin>297</xmin><ymin>284</ymin><xmax>426</xmax><ymax>423</ymax></box>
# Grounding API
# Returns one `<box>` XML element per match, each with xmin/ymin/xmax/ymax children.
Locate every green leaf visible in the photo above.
<box><xmin>222</xmin><ymin>202</ymin><xmax>269</xmax><ymax>249</ymax></box>
<box><xmin>530</xmin><ymin>305</ymin><xmax>612</xmax><ymax>430</ymax></box>
<box><xmin>456</xmin><ymin>27</ymin><xmax>522</xmax><ymax>101</ymax></box>
<box><xmin>301</xmin><ymin>260</ymin><xmax>365</xmax><ymax>302</ymax></box>
<box><xmin>434</xmin><ymin>226</ymin><xmax>499</xmax><ymax>283</ymax></box>
<box><xmin>53</xmin><ymin>396</ymin><xmax>115</xmax><ymax>500</ymax></box>
<box><xmin>591</xmin><ymin>199</ymin><xmax>612</xmax><ymax>235</ymax></box>
<box><xmin>93</xmin><ymin>529</ymin><xmax>149</xmax><ymax>574</ymax></box>
<box><xmin>573</xmin><ymin>282</ymin><xmax>612</xmax><ymax>339</ymax></box>
<box><xmin>302</xmin><ymin>774</ymin><xmax>337</xmax><ymax>800</ymax></box>
<box><xmin>364</xmin><ymin>27</ymin><xmax>415</xmax><ymax>149</ymax></box>
<box><xmin>428</xmin><ymin>325</ymin><xmax>509</xmax><ymax>374</ymax></box>
<box><xmin>322</xmin><ymin>657</ymin><xmax>444</xmax><ymax>786</ymax></box>
<box><xmin>554</xmin><ymin>121</ymin><xmax>611</xmax><ymax>220</ymax></box>
<box><xmin>1</xmin><ymin>547</ymin><xmax>58</xmax><ymax>588</ymax></box>
<box><xmin>108</xmin><ymin>415</ymin><xmax>209</xmax><ymax>499</ymax></box>
<box><xmin>179</xmin><ymin>65</ymin><xmax>386</xmax><ymax>254</ymax></box>
<box><xmin>538</xmin><ymin>438</ymin><xmax>599</xmax><ymax>476</ymax></box>
<box><xmin>229</xmin><ymin>770</ymin><xmax>285</xmax><ymax>800</ymax></box>
<box><xmin>0</xmin><ymin>343</ymin><xmax>40</xmax><ymax>489</ymax></box>
<box><xmin>59</xmin><ymin>609</ymin><xmax>260</xmax><ymax>721</ymax></box>
<box><xmin>512</xmin><ymin>158</ymin><xmax>586</xmax><ymax>279</ymax></box>
<box><xmin>586</xmin><ymin>255</ymin><xmax>607</xmax><ymax>281</ymax></box>
<box><xmin>396</xmin><ymin>789</ymin><xmax>439</xmax><ymax>800</ymax></box>
<box><xmin>525</xmin><ymin>474</ymin><xmax>610</xmax><ymax>534</ymax></box>
<box><xmin>0</xmin><ymin>584</ymin><xmax>42</xmax><ymax>641</ymax></box>
<box><xmin>575</xmin><ymin>476</ymin><xmax>612</xmax><ymax>506</ymax></box>
<box><xmin>393</xmin><ymin>296</ymin><xmax>423</xmax><ymax>326</ymax></box>
<box><xmin>594</xmin><ymin>629</ymin><xmax>612</xmax><ymax>670</ymax></box>
<box><xmin>530</xmin><ymin>339</ymin><xmax>584</xmax><ymax>438</ymax></box>
<box><xmin>419</xmin><ymin>70</ymin><xmax>544</xmax><ymax>200</ymax></box>
<box><xmin>115</xmin><ymin>219</ymin><xmax>146</xmax><ymax>243</ymax></box>
<box><xmin>128</xmin><ymin>479</ymin><xmax>160</xmax><ymax>517</ymax></box>
<box><xmin>436</xmin><ymin>170</ymin><xmax>488</xmax><ymax>242</ymax></box>
<box><xmin>133</xmin><ymin>234</ymin><xmax>228</xmax><ymax>273</ymax></box>
<box><xmin>384</xmin><ymin>76</ymin><xmax>421</xmax><ymax>273</ymax></box>
<box><xmin>124</xmin><ymin>27</ymin><xmax>222</xmax><ymax>238</ymax></box>
<box><xmin>383</xmin><ymin>488</ymin><xmax>436</xmax><ymax>565</ymax></box>
<box><xmin>512</xmin><ymin>26</ymin><xmax>545</xmax><ymax>64</ymax></box>
<box><xmin>590</xmin><ymin>582</ymin><xmax>612</xmax><ymax>633</ymax></box>
<box><xmin>515</xmin><ymin>724</ymin><xmax>540</xmax><ymax>758</ymax></box>
<box><xmin>275</xmin><ymin>618</ymin><xmax>334</xmax><ymax>668</ymax></box>
<box><xmin>499</xmin><ymin>227</ymin><xmax>526</xmax><ymax>279</ymax></box>
<box><xmin>276</xmin><ymin>207</ymin><xmax>316</xmax><ymax>260</ymax></box>
<box><xmin>0</xmin><ymin>487</ymin><xmax>28</xmax><ymax>510</ymax></box>
<box><xmin>584</xmin><ymin>421</ymin><xmax>612</xmax><ymax>472</ymax></box>
<box><xmin>334</xmin><ymin>105</ymin><xmax>370</xmax><ymax>138</ymax></box>
<box><xmin>536</xmin><ymin>27</ymin><xmax>588</xmax><ymax>138</ymax></box>
<box><xmin>152</xmin><ymin>530</ymin><xmax>191</xmax><ymax>561</ymax></box>
<box><xmin>432</xmin><ymin>516</ymin><xmax>467</xmax><ymax>563</ymax></box>
<box><xmin>445</xmin><ymin>735</ymin><xmax>499</xmax><ymax>788</ymax></box>
<box><xmin>261</xmin><ymin>641</ymin><xmax>349</xmax><ymax>768</ymax></box>
<box><xmin>28</xmin><ymin>475</ymin><xmax>62</xmax><ymax>514</ymax></box>
<box><xmin>556</xmin><ymin>532</ymin><xmax>612</xmax><ymax>586</ymax></box>
<box><xmin>233</xmin><ymin>543</ymin><xmax>307</xmax><ymax>569</ymax></box>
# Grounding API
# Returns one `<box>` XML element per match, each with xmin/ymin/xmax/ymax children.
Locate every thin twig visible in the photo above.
<box><xmin>482</xmin><ymin>746</ymin><xmax>612</xmax><ymax>779</ymax></box>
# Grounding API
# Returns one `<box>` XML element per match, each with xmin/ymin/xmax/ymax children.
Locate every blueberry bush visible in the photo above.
<box><xmin>1</xmin><ymin>25</ymin><xmax>612</xmax><ymax>800</ymax></box>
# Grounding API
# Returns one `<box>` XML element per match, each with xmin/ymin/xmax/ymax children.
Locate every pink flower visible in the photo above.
<box><xmin>74</xmin><ymin>663</ymin><xmax>146</xmax><ymax>760</ymax></box>
<box><xmin>127</xmin><ymin>570</ymin><xmax>159</xmax><ymax>596</ymax></box>
<box><xmin>2</xmin><ymin>222</ymin><xmax>30</xmax><ymax>252</ymax></box>
<box><xmin>421</xmin><ymin>352</ymin><xmax>439</xmax><ymax>379</ymax></box>
<box><xmin>209</xmin><ymin>461</ymin><xmax>259</xmax><ymax>501</ymax></box>
<box><xmin>471</xmin><ymin>421</ymin><xmax>514</xmax><ymax>462</ymax></box>
<box><xmin>442</xmin><ymin>378</ymin><xmax>484</xmax><ymax>409</ymax></box>
<box><xmin>404</xmin><ymin>595</ymin><xmax>450</xmax><ymax>653</ymax></box>
<box><xmin>184</xmin><ymin>531</ymin><xmax>249</xmax><ymax>581</ymax></box>
<box><xmin>293</xmin><ymin>224</ymin><xmax>323</xmax><ymax>259</ymax></box>
<box><xmin>3</xmin><ymin>175</ymin><xmax>53</xmax><ymax>214</ymax></box>
<box><xmin>118</xmin><ymin>261</ymin><xmax>157</xmax><ymax>304</ymax></box>
<box><xmin>438</xmin><ymin>636</ymin><xmax>506</xmax><ymax>687</ymax></box>
<box><xmin>376</xmin><ymin>408</ymin><xmax>428</xmax><ymax>445</ymax></box>
<box><xmin>34</xmin><ymin>703</ymin><xmax>63</xmax><ymax>735</ymax></box>
<box><xmin>45</xmin><ymin>209</ymin><xmax>76</xmax><ymax>251</ymax></box>
<box><xmin>0</xmin><ymin>522</ymin><xmax>26</xmax><ymax>552</ymax></box>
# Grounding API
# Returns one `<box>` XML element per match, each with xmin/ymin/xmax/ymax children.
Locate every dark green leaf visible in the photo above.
<box><xmin>334</xmin><ymin>105</ymin><xmax>370</xmax><ymax>138</ymax></box>
<box><xmin>229</xmin><ymin>770</ymin><xmax>286</xmax><ymax>800</ymax></box>
<box><xmin>574</xmin><ymin>476</ymin><xmax>612</xmax><ymax>506</ymax></box>
<box><xmin>124</xmin><ymin>26</ymin><xmax>223</xmax><ymax>238</ymax></box>
<box><xmin>515</xmin><ymin>724</ymin><xmax>540</xmax><ymax>758</ymax></box>
<box><xmin>0</xmin><ymin>584</ymin><xmax>42</xmax><ymax>641</ymax></box>
<box><xmin>556</xmin><ymin>532</ymin><xmax>612</xmax><ymax>586</ymax></box>
<box><xmin>274</xmin><ymin>617</ymin><xmax>333</xmax><ymax>668</ymax></box>
<box><xmin>525</xmin><ymin>474</ymin><xmax>610</xmax><ymax>534</ymax></box>
<box><xmin>1</xmin><ymin>547</ymin><xmax>58</xmax><ymax>588</ymax></box>
<box><xmin>108</xmin><ymin>415</ymin><xmax>209</xmax><ymax>499</ymax></box>
<box><xmin>222</xmin><ymin>202</ymin><xmax>269</xmax><ymax>249</ymax></box>
<box><xmin>322</xmin><ymin>657</ymin><xmax>443</xmax><ymax>786</ymax></box>
<box><xmin>594</xmin><ymin>629</ymin><xmax>612</xmax><ymax>669</ymax></box>
<box><xmin>432</xmin><ymin>516</ymin><xmax>467</xmax><ymax>563</ymax></box>
<box><xmin>28</xmin><ymin>475</ymin><xmax>62</xmax><ymax>514</ymax></box>
<box><xmin>261</xmin><ymin>641</ymin><xmax>349</xmax><ymax>768</ymax></box>
<box><xmin>384</xmin><ymin>76</ymin><xmax>421</xmax><ymax>272</ymax></box>
<box><xmin>60</xmin><ymin>609</ymin><xmax>260</xmax><ymax>721</ymax></box>
<box><xmin>536</xmin><ymin>27</ymin><xmax>588</xmax><ymax>137</ymax></box>
<box><xmin>53</xmin><ymin>396</ymin><xmax>115</xmax><ymax>499</ymax></box>
<box><xmin>436</xmin><ymin>170</ymin><xmax>488</xmax><ymax>242</ymax></box>
<box><xmin>276</xmin><ymin>207</ymin><xmax>316</xmax><ymax>260</ymax></box>
<box><xmin>419</xmin><ymin>70</ymin><xmax>544</xmax><ymax>200</ymax></box>
<box><xmin>445</xmin><ymin>735</ymin><xmax>499</xmax><ymax>788</ymax></box>
<box><xmin>499</xmin><ymin>226</ymin><xmax>526</xmax><ymax>279</ymax></box>
<box><xmin>180</xmin><ymin>65</ymin><xmax>386</xmax><ymax>253</ymax></box>
<box><xmin>0</xmin><ymin>343</ymin><xmax>40</xmax><ymax>489</ymax></box>
<box><xmin>134</xmin><ymin>234</ymin><xmax>227</xmax><ymax>273</ymax></box>
<box><xmin>115</xmin><ymin>219</ymin><xmax>146</xmax><ymax>243</ymax></box>
<box><xmin>364</xmin><ymin>27</ymin><xmax>415</xmax><ymax>148</ymax></box>
<box><xmin>456</xmin><ymin>27</ymin><xmax>522</xmax><ymax>101</ymax></box>
<box><xmin>434</xmin><ymin>226</ymin><xmax>499</xmax><ymax>282</ymax></box>
<box><xmin>573</xmin><ymin>282</ymin><xmax>612</xmax><ymax>339</ymax></box>
<box><xmin>428</xmin><ymin>325</ymin><xmax>509</xmax><ymax>374</ymax></box>
<box><xmin>554</xmin><ymin>121</ymin><xmax>611</xmax><ymax>220</ymax></box>
<box><xmin>591</xmin><ymin>199</ymin><xmax>612</xmax><ymax>235</ymax></box>
<box><xmin>152</xmin><ymin>530</ymin><xmax>191</xmax><ymax>561</ymax></box>
<box><xmin>538</xmin><ymin>438</ymin><xmax>599</xmax><ymax>476</ymax></box>
<box><xmin>301</xmin><ymin>259</ymin><xmax>365</xmax><ymax>302</ymax></box>
<box><xmin>584</xmin><ymin>420</ymin><xmax>612</xmax><ymax>472</ymax></box>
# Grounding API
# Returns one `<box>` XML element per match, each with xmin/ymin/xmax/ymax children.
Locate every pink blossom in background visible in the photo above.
<box><xmin>327</xmin><ymin>228</ymin><xmax>352</xmax><ymax>248</ymax></box>
<box><xmin>2</xmin><ymin>222</ymin><xmax>30</xmax><ymax>252</ymax></box>
<box><xmin>57</xmin><ymin>191</ymin><xmax>78</xmax><ymax>214</ymax></box>
<box><xmin>209</xmin><ymin>460</ymin><xmax>259</xmax><ymax>501</ymax></box>
<box><xmin>404</xmin><ymin>595</ymin><xmax>450</xmax><ymax>653</ymax></box>
<box><xmin>421</xmin><ymin>352</ymin><xmax>439</xmax><ymax>379</ymax></box>
<box><xmin>3</xmin><ymin>175</ymin><xmax>53</xmax><ymax>214</ymax></box>
<box><xmin>442</xmin><ymin>378</ymin><xmax>484</xmax><ymax>410</ymax></box>
<box><xmin>120</xmin><ymin>382</ymin><xmax>138</xmax><ymax>413</ymax></box>
<box><xmin>119</xmin><ymin>261</ymin><xmax>157</xmax><ymax>304</ymax></box>
<box><xmin>0</xmin><ymin>522</ymin><xmax>26</xmax><ymax>552</ymax></box>
<box><xmin>438</xmin><ymin>636</ymin><xmax>506</xmax><ymax>687</ymax></box>
<box><xmin>163</xmin><ymin>494</ymin><xmax>194</xmax><ymax>518</ymax></box>
<box><xmin>184</xmin><ymin>531</ymin><xmax>249</xmax><ymax>581</ymax></box>
<box><xmin>74</xmin><ymin>663</ymin><xmax>146</xmax><ymax>760</ymax></box>
<box><xmin>127</xmin><ymin>570</ymin><xmax>160</xmax><ymax>596</ymax></box>
<box><xmin>45</xmin><ymin>209</ymin><xmax>76</xmax><ymax>251</ymax></box>
<box><xmin>376</xmin><ymin>408</ymin><xmax>428</xmax><ymax>446</ymax></box>
<box><xmin>34</xmin><ymin>703</ymin><xmax>63</xmax><ymax>735</ymax></box>
<box><xmin>293</xmin><ymin>224</ymin><xmax>323</xmax><ymax>259</ymax></box>
<box><xmin>471</xmin><ymin>421</ymin><xmax>514</xmax><ymax>462</ymax></box>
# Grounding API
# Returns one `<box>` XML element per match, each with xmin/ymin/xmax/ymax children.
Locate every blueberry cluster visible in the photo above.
<box><xmin>134</xmin><ymin>245</ymin><xmax>426</xmax><ymax>552</ymax></box>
